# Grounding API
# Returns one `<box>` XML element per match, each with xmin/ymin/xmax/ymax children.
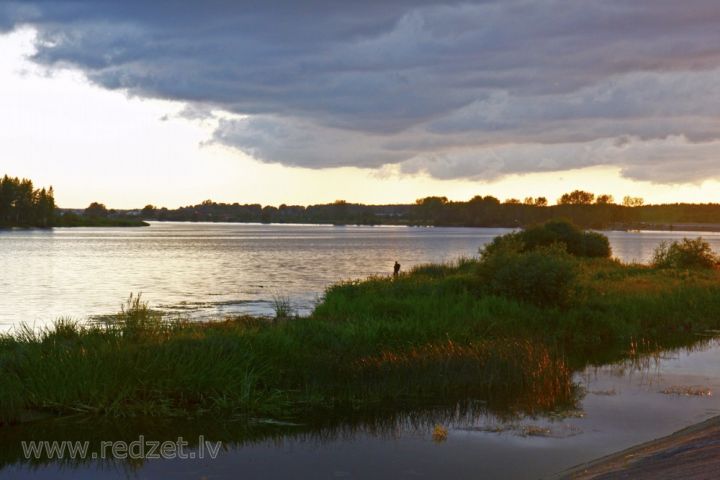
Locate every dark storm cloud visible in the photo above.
<box><xmin>3</xmin><ymin>0</ymin><xmax>720</xmax><ymax>182</ymax></box>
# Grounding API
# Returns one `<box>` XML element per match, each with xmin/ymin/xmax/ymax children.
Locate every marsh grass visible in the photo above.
<box><xmin>271</xmin><ymin>294</ymin><xmax>295</xmax><ymax>322</ymax></box>
<box><xmin>0</xmin><ymin>294</ymin><xmax>577</xmax><ymax>426</ymax></box>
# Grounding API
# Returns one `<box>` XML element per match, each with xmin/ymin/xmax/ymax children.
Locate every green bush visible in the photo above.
<box><xmin>652</xmin><ymin>238</ymin><xmax>718</xmax><ymax>269</ymax></box>
<box><xmin>480</xmin><ymin>232</ymin><xmax>525</xmax><ymax>260</ymax></box>
<box><xmin>521</xmin><ymin>219</ymin><xmax>611</xmax><ymax>258</ymax></box>
<box><xmin>479</xmin><ymin>244</ymin><xmax>580</xmax><ymax>307</ymax></box>
<box><xmin>580</xmin><ymin>231</ymin><xmax>612</xmax><ymax>258</ymax></box>
<box><xmin>480</xmin><ymin>220</ymin><xmax>611</xmax><ymax>259</ymax></box>
<box><xmin>521</xmin><ymin>219</ymin><xmax>580</xmax><ymax>250</ymax></box>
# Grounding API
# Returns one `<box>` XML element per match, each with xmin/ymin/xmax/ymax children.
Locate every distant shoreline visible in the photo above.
<box><xmin>145</xmin><ymin>219</ymin><xmax>720</xmax><ymax>234</ymax></box>
<box><xmin>78</xmin><ymin>195</ymin><xmax>720</xmax><ymax>231</ymax></box>
<box><xmin>5</xmin><ymin>220</ymin><xmax>720</xmax><ymax>233</ymax></box>
<box><xmin>0</xmin><ymin>220</ymin><xmax>149</xmax><ymax>229</ymax></box>
<box><xmin>610</xmin><ymin>222</ymin><xmax>720</xmax><ymax>233</ymax></box>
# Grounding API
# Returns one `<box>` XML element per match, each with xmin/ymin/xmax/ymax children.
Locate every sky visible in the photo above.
<box><xmin>2</xmin><ymin>1</ymin><xmax>720</xmax><ymax>209</ymax></box>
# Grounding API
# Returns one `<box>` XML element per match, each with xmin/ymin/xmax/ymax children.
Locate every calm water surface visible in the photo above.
<box><xmin>2</xmin><ymin>222</ymin><xmax>720</xmax><ymax>330</ymax></box>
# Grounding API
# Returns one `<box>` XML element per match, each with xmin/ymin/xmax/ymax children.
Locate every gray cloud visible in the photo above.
<box><xmin>3</xmin><ymin>0</ymin><xmax>720</xmax><ymax>182</ymax></box>
<box><xmin>213</xmin><ymin>116</ymin><xmax>411</xmax><ymax>168</ymax></box>
<box><xmin>401</xmin><ymin>136</ymin><xmax>720</xmax><ymax>184</ymax></box>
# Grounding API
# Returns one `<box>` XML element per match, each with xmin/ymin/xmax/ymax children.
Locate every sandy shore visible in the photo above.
<box><xmin>557</xmin><ymin>415</ymin><xmax>720</xmax><ymax>479</ymax></box>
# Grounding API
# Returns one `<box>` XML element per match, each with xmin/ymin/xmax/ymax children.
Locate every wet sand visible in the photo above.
<box><xmin>558</xmin><ymin>415</ymin><xmax>720</xmax><ymax>479</ymax></box>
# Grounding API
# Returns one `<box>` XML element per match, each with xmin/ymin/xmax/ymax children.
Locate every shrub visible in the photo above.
<box><xmin>521</xmin><ymin>219</ymin><xmax>611</xmax><ymax>258</ymax></box>
<box><xmin>652</xmin><ymin>238</ymin><xmax>718</xmax><ymax>269</ymax></box>
<box><xmin>521</xmin><ymin>219</ymin><xmax>580</xmax><ymax>250</ymax></box>
<box><xmin>580</xmin><ymin>231</ymin><xmax>612</xmax><ymax>258</ymax></box>
<box><xmin>480</xmin><ymin>220</ymin><xmax>611</xmax><ymax>259</ymax></box>
<box><xmin>479</xmin><ymin>244</ymin><xmax>580</xmax><ymax>307</ymax></box>
<box><xmin>480</xmin><ymin>232</ymin><xmax>525</xmax><ymax>260</ymax></box>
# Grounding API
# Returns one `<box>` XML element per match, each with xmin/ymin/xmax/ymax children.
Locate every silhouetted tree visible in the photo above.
<box><xmin>415</xmin><ymin>196</ymin><xmax>448</xmax><ymax>223</ymax></box>
<box><xmin>595</xmin><ymin>194</ymin><xmax>615</xmax><ymax>205</ymax></box>
<box><xmin>559</xmin><ymin>190</ymin><xmax>595</xmax><ymax>205</ymax></box>
<box><xmin>35</xmin><ymin>187</ymin><xmax>55</xmax><ymax>227</ymax></box>
<box><xmin>261</xmin><ymin>205</ymin><xmax>278</xmax><ymax>223</ymax></box>
<box><xmin>623</xmin><ymin>196</ymin><xmax>644</xmax><ymax>207</ymax></box>
<box><xmin>85</xmin><ymin>202</ymin><xmax>109</xmax><ymax>218</ymax></box>
<box><xmin>141</xmin><ymin>204</ymin><xmax>157</xmax><ymax>218</ymax></box>
<box><xmin>0</xmin><ymin>175</ymin><xmax>56</xmax><ymax>227</ymax></box>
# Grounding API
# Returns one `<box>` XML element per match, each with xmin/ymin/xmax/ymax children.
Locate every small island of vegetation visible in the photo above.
<box><xmin>0</xmin><ymin>174</ymin><xmax>147</xmax><ymax>228</ymax></box>
<box><xmin>2</xmin><ymin>220</ymin><xmax>719</xmax><ymax>426</ymax></box>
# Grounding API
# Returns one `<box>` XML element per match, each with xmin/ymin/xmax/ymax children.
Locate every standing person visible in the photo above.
<box><xmin>393</xmin><ymin>261</ymin><xmax>401</xmax><ymax>277</ymax></box>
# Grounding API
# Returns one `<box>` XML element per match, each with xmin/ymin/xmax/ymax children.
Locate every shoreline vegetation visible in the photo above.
<box><xmin>134</xmin><ymin>191</ymin><xmax>720</xmax><ymax>231</ymax></box>
<box><xmin>2</xmin><ymin>220</ymin><xmax>720</xmax><ymax>428</ymax></box>
<box><xmin>1</xmin><ymin>175</ymin><xmax>147</xmax><ymax>228</ymax></box>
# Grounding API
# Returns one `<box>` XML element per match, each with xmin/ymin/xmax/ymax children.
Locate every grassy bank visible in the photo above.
<box><xmin>0</xmin><ymin>297</ymin><xmax>574</xmax><ymax>424</ymax></box>
<box><xmin>2</xmin><ymin>222</ymin><xmax>720</xmax><ymax>426</ymax></box>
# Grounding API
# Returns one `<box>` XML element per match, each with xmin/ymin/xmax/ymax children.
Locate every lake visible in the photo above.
<box><xmin>2</xmin><ymin>222</ymin><xmax>720</xmax><ymax>331</ymax></box>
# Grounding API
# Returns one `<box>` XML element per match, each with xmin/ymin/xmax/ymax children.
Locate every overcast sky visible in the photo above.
<box><xmin>2</xmin><ymin>1</ymin><xmax>720</xmax><ymax>208</ymax></box>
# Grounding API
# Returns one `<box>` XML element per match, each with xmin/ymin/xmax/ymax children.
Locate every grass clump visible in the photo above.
<box><xmin>271</xmin><ymin>294</ymin><xmax>295</xmax><ymax>322</ymax></box>
<box><xmin>652</xmin><ymin>237</ymin><xmax>718</xmax><ymax>269</ymax></box>
<box><xmin>106</xmin><ymin>293</ymin><xmax>171</xmax><ymax>340</ymax></box>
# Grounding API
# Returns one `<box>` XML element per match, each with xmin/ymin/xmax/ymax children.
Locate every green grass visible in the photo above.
<box><xmin>3</xmin><ymin>254</ymin><xmax>720</xmax><ymax>426</ymax></box>
<box><xmin>316</xmin><ymin>257</ymin><xmax>720</xmax><ymax>358</ymax></box>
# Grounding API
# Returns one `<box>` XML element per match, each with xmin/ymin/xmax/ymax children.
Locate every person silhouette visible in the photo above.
<box><xmin>393</xmin><ymin>261</ymin><xmax>401</xmax><ymax>277</ymax></box>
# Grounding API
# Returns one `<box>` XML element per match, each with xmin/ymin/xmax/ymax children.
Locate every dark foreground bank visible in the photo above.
<box><xmin>560</xmin><ymin>415</ymin><xmax>720</xmax><ymax>479</ymax></box>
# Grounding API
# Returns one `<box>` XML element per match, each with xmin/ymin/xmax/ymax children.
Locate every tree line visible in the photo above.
<box><xmin>1</xmin><ymin>175</ymin><xmax>146</xmax><ymax>228</ymax></box>
<box><xmin>3</xmin><ymin>174</ymin><xmax>719</xmax><ymax>230</ymax></box>
<box><xmin>0</xmin><ymin>175</ymin><xmax>56</xmax><ymax>227</ymax></box>
<box><xmin>139</xmin><ymin>190</ymin><xmax>720</xmax><ymax>230</ymax></box>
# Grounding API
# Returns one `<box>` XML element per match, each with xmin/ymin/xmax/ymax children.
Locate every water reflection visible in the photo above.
<box><xmin>2</xmin><ymin>223</ymin><xmax>720</xmax><ymax>330</ymax></box>
<box><xmin>3</xmin><ymin>339</ymin><xmax>720</xmax><ymax>480</ymax></box>
<box><xmin>0</xmin><ymin>224</ymin><xmax>513</xmax><ymax>329</ymax></box>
